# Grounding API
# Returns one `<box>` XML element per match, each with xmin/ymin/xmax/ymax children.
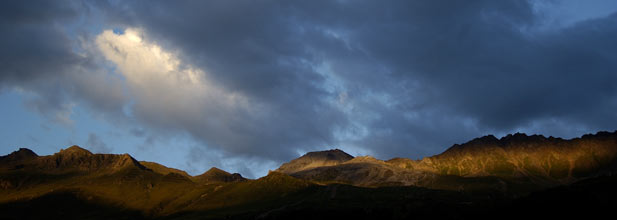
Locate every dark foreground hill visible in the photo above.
<box><xmin>1</xmin><ymin>131</ymin><xmax>617</xmax><ymax>219</ymax></box>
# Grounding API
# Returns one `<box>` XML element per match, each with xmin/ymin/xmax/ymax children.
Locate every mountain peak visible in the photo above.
<box><xmin>468</xmin><ymin>134</ymin><xmax>499</xmax><ymax>145</ymax></box>
<box><xmin>205</xmin><ymin>167</ymin><xmax>226</xmax><ymax>174</ymax></box>
<box><xmin>9</xmin><ymin>148</ymin><xmax>37</xmax><ymax>156</ymax></box>
<box><xmin>308</xmin><ymin>148</ymin><xmax>350</xmax><ymax>156</ymax></box>
<box><xmin>499</xmin><ymin>132</ymin><xmax>549</xmax><ymax>143</ymax></box>
<box><xmin>0</xmin><ymin>148</ymin><xmax>38</xmax><ymax>165</ymax></box>
<box><xmin>302</xmin><ymin>149</ymin><xmax>354</xmax><ymax>161</ymax></box>
<box><xmin>194</xmin><ymin>167</ymin><xmax>245</xmax><ymax>183</ymax></box>
<box><xmin>276</xmin><ymin>149</ymin><xmax>354</xmax><ymax>174</ymax></box>
<box><xmin>15</xmin><ymin>148</ymin><xmax>37</xmax><ymax>155</ymax></box>
<box><xmin>58</xmin><ymin>145</ymin><xmax>93</xmax><ymax>156</ymax></box>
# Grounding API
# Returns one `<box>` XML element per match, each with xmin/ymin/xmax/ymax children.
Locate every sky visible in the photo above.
<box><xmin>1</xmin><ymin>0</ymin><xmax>617</xmax><ymax>178</ymax></box>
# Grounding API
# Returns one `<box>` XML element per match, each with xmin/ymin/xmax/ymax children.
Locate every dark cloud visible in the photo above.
<box><xmin>0</xmin><ymin>0</ymin><xmax>129</xmax><ymax>125</ymax></box>
<box><xmin>0</xmin><ymin>0</ymin><xmax>82</xmax><ymax>121</ymax></box>
<box><xmin>0</xmin><ymin>0</ymin><xmax>78</xmax><ymax>85</ymax></box>
<box><xmin>2</xmin><ymin>0</ymin><xmax>617</xmax><ymax>173</ymax></box>
<box><xmin>311</xmin><ymin>1</ymin><xmax>617</xmax><ymax>158</ymax></box>
<box><xmin>101</xmin><ymin>0</ymin><xmax>617</xmax><ymax>161</ymax></box>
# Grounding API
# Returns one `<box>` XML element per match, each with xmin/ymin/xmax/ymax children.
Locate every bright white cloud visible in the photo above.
<box><xmin>95</xmin><ymin>28</ymin><xmax>248</xmax><ymax>130</ymax></box>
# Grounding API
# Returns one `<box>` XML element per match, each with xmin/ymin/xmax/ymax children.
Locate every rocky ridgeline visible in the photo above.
<box><xmin>2</xmin><ymin>131</ymin><xmax>617</xmax><ymax>219</ymax></box>
<box><xmin>422</xmin><ymin>131</ymin><xmax>617</xmax><ymax>180</ymax></box>
<box><xmin>32</xmin><ymin>146</ymin><xmax>147</xmax><ymax>172</ymax></box>
<box><xmin>2</xmin><ymin>131</ymin><xmax>617</xmax><ymax>194</ymax></box>
<box><xmin>278</xmin><ymin>131</ymin><xmax>617</xmax><ymax>191</ymax></box>
<box><xmin>0</xmin><ymin>145</ymin><xmax>245</xmax><ymax>185</ymax></box>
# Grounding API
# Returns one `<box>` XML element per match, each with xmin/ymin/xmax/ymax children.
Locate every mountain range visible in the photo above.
<box><xmin>1</xmin><ymin>131</ymin><xmax>617</xmax><ymax>219</ymax></box>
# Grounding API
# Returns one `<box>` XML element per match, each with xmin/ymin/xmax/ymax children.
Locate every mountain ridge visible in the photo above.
<box><xmin>34</xmin><ymin>145</ymin><xmax>147</xmax><ymax>172</ymax></box>
<box><xmin>4</xmin><ymin>130</ymin><xmax>617</xmax><ymax>182</ymax></box>
<box><xmin>284</xmin><ymin>130</ymin><xmax>617</xmax><ymax>192</ymax></box>
<box><xmin>2</xmin><ymin>130</ymin><xmax>617</xmax><ymax>219</ymax></box>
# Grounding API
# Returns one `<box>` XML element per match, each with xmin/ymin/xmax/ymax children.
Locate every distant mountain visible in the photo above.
<box><xmin>1</xmin><ymin>131</ymin><xmax>617</xmax><ymax>219</ymax></box>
